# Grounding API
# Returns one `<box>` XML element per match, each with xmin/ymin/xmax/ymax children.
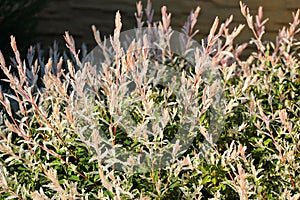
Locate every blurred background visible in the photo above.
<box><xmin>0</xmin><ymin>0</ymin><xmax>299</xmax><ymax>60</ymax></box>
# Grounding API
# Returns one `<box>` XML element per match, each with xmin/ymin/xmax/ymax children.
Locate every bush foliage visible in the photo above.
<box><xmin>0</xmin><ymin>1</ymin><xmax>299</xmax><ymax>199</ymax></box>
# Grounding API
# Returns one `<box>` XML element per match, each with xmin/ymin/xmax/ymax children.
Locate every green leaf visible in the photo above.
<box><xmin>69</xmin><ymin>175</ymin><xmax>80</xmax><ymax>181</ymax></box>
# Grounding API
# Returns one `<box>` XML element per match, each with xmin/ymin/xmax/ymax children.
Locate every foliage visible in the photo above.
<box><xmin>0</xmin><ymin>1</ymin><xmax>299</xmax><ymax>199</ymax></box>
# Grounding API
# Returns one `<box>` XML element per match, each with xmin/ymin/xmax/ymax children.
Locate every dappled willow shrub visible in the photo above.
<box><xmin>0</xmin><ymin>1</ymin><xmax>299</xmax><ymax>199</ymax></box>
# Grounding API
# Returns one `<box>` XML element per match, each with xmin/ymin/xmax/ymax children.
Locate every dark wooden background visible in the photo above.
<box><xmin>20</xmin><ymin>0</ymin><xmax>300</xmax><ymax>52</ymax></box>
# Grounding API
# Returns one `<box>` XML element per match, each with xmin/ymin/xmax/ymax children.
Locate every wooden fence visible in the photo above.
<box><xmin>35</xmin><ymin>0</ymin><xmax>300</xmax><ymax>51</ymax></box>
